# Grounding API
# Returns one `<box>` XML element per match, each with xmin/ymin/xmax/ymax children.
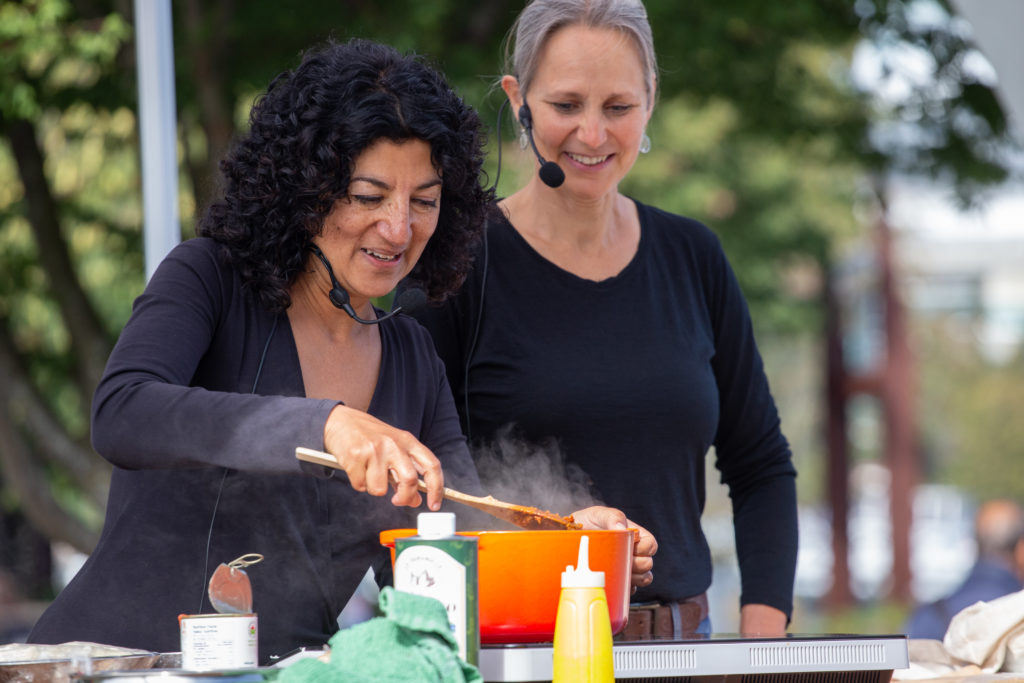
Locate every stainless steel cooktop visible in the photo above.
<box><xmin>478</xmin><ymin>633</ymin><xmax>909</xmax><ymax>682</ymax></box>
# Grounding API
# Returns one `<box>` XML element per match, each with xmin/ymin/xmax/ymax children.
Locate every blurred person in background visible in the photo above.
<box><xmin>404</xmin><ymin>0</ymin><xmax>796</xmax><ymax>638</ymax></box>
<box><xmin>906</xmin><ymin>498</ymin><xmax>1024</xmax><ymax>640</ymax></box>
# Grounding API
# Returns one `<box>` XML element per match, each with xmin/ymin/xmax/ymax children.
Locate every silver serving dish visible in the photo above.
<box><xmin>0</xmin><ymin>653</ymin><xmax>162</xmax><ymax>683</ymax></box>
<box><xmin>72</xmin><ymin>670</ymin><xmax>277</xmax><ymax>682</ymax></box>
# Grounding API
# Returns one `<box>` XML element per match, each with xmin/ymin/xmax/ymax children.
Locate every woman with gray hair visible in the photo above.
<box><xmin>407</xmin><ymin>0</ymin><xmax>798</xmax><ymax>638</ymax></box>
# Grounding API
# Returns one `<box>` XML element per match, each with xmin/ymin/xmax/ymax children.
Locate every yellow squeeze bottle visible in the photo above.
<box><xmin>552</xmin><ymin>535</ymin><xmax>614</xmax><ymax>683</ymax></box>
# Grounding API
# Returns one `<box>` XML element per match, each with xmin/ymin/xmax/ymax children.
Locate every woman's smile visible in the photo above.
<box><xmin>566</xmin><ymin>151</ymin><xmax>614</xmax><ymax>167</ymax></box>
<box><xmin>361</xmin><ymin>247</ymin><xmax>402</xmax><ymax>263</ymax></box>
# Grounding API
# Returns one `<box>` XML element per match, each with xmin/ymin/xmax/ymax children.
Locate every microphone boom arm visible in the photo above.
<box><xmin>518</xmin><ymin>102</ymin><xmax>565</xmax><ymax>188</ymax></box>
<box><xmin>309</xmin><ymin>244</ymin><xmax>402</xmax><ymax>325</ymax></box>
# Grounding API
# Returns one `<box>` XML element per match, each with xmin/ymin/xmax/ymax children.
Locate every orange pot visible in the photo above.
<box><xmin>379</xmin><ymin>528</ymin><xmax>633</xmax><ymax>643</ymax></box>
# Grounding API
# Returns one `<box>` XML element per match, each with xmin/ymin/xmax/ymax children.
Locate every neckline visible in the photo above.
<box><xmin>493</xmin><ymin>198</ymin><xmax>647</xmax><ymax>287</ymax></box>
<box><xmin>280</xmin><ymin>307</ymin><xmax>394</xmax><ymax>413</ymax></box>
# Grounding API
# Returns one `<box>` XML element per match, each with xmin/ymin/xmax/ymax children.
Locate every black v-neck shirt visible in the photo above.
<box><xmin>30</xmin><ymin>237</ymin><xmax>479</xmax><ymax>660</ymax></box>
<box><xmin>409</xmin><ymin>200</ymin><xmax>798</xmax><ymax>618</ymax></box>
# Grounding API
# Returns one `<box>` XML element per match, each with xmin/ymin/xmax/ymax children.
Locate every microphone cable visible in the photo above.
<box><xmin>518</xmin><ymin>100</ymin><xmax>565</xmax><ymax>188</ymax></box>
<box><xmin>310</xmin><ymin>244</ymin><xmax>404</xmax><ymax>325</ymax></box>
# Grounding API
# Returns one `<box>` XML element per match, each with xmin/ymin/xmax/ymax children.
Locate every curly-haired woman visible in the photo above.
<box><xmin>29</xmin><ymin>39</ymin><xmax>496</xmax><ymax>660</ymax></box>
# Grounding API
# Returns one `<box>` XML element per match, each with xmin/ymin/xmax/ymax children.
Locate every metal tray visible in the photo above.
<box><xmin>71</xmin><ymin>669</ymin><xmax>278</xmax><ymax>682</ymax></box>
<box><xmin>0</xmin><ymin>653</ymin><xmax>162</xmax><ymax>683</ymax></box>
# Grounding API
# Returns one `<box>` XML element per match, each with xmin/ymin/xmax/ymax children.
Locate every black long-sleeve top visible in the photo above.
<box><xmin>407</xmin><ymin>200</ymin><xmax>799</xmax><ymax>618</ymax></box>
<box><xmin>29</xmin><ymin>237</ymin><xmax>479</xmax><ymax>660</ymax></box>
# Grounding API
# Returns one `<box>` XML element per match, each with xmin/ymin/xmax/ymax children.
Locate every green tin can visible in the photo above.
<box><xmin>394</xmin><ymin>512</ymin><xmax>479</xmax><ymax>665</ymax></box>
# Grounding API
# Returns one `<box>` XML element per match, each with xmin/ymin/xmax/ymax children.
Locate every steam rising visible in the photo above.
<box><xmin>471</xmin><ymin>425</ymin><xmax>604</xmax><ymax>527</ymax></box>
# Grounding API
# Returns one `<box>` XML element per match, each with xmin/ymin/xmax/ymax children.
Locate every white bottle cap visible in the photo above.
<box><xmin>561</xmin><ymin>535</ymin><xmax>605</xmax><ymax>588</ymax></box>
<box><xmin>416</xmin><ymin>512</ymin><xmax>456</xmax><ymax>538</ymax></box>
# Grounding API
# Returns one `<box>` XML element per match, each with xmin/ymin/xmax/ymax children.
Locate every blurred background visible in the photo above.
<box><xmin>1</xmin><ymin>0</ymin><xmax>1022</xmax><ymax>640</ymax></box>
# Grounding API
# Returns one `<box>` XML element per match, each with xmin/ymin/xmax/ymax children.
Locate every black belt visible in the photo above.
<box><xmin>617</xmin><ymin>592</ymin><xmax>709</xmax><ymax>640</ymax></box>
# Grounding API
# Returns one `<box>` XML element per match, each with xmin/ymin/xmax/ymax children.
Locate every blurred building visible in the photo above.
<box><xmin>706</xmin><ymin>477</ymin><xmax>976</xmax><ymax>630</ymax></box>
<box><xmin>890</xmin><ymin>177</ymin><xmax>1024</xmax><ymax>365</ymax></box>
<box><xmin>794</xmin><ymin>467</ymin><xmax>976</xmax><ymax>604</ymax></box>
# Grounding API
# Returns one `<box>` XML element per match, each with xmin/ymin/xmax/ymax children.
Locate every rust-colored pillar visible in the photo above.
<box><xmin>877</xmin><ymin>214</ymin><xmax>917</xmax><ymax>603</ymax></box>
<box><xmin>822</xmin><ymin>195</ymin><xmax>918</xmax><ymax>608</ymax></box>
<box><xmin>824</xmin><ymin>265</ymin><xmax>854</xmax><ymax>608</ymax></box>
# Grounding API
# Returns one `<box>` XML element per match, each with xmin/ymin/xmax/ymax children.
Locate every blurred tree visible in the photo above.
<box><xmin>0</xmin><ymin>0</ymin><xmax>132</xmax><ymax>557</ymax></box>
<box><xmin>854</xmin><ymin>0</ymin><xmax>1015</xmax><ymax>203</ymax></box>
<box><xmin>917</xmin><ymin>317</ymin><xmax>1024</xmax><ymax>498</ymax></box>
<box><xmin>0</xmin><ymin>0</ymin><xmax>1018</xmax><ymax>572</ymax></box>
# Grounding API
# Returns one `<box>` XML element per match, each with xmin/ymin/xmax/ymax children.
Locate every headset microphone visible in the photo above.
<box><xmin>393</xmin><ymin>286</ymin><xmax>428</xmax><ymax>316</ymax></box>
<box><xmin>518</xmin><ymin>102</ymin><xmax>565</xmax><ymax>188</ymax></box>
<box><xmin>310</xmin><ymin>245</ymin><xmax>403</xmax><ymax>325</ymax></box>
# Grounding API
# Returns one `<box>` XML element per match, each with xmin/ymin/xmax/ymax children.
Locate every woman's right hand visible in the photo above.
<box><xmin>322</xmin><ymin>404</ymin><xmax>444</xmax><ymax>510</ymax></box>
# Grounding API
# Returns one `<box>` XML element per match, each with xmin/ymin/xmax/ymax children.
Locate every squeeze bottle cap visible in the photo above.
<box><xmin>561</xmin><ymin>535</ymin><xmax>605</xmax><ymax>588</ymax></box>
<box><xmin>416</xmin><ymin>512</ymin><xmax>456</xmax><ymax>538</ymax></box>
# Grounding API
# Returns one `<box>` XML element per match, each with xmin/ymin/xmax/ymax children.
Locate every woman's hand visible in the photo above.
<box><xmin>739</xmin><ymin>604</ymin><xmax>787</xmax><ymax>637</ymax></box>
<box><xmin>323</xmin><ymin>404</ymin><xmax>444</xmax><ymax>510</ymax></box>
<box><xmin>571</xmin><ymin>506</ymin><xmax>657</xmax><ymax>589</ymax></box>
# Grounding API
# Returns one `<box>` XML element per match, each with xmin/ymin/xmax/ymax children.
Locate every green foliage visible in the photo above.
<box><xmin>0</xmin><ymin>0</ymin><xmax>141</xmax><ymax>545</ymax></box>
<box><xmin>917</xmin><ymin>317</ymin><xmax>1024</xmax><ymax>501</ymax></box>
<box><xmin>792</xmin><ymin>597</ymin><xmax>910</xmax><ymax>634</ymax></box>
<box><xmin>1</xmin><ymin>103</ymin><xmax>144</xmax><ymax>399</ymax></box>
<box><xmin>759</xmin><ymin>333</ymin><xmax>826</xmax><ymax>502</ymax></box>
<box><xmin>0</xmin><ymin>0</ymin><xmax>129</xmax><ymax>119</ymax></box>
<box><xmin>0</xmin><ymin>0</ymin><xmax>1020</xmax><ymax>557</ymax></box>
<box><xmin>622</xmin><ymin>89</ymin><xmax>861</xmax><ymax>334</ymax></box>
<box><xmin>854</xmin><ymin>0</ymin><xmax>1019</xmax><ymax>204</ymax></box>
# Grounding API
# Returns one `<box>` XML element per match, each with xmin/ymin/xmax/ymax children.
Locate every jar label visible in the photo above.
<box><xmin>395</xmin><ymin>544</ymin><xmax>468</xmax><ymax>659</ymax></box>
<box><xmin>179</xmin><ymin>613</ymin><xmax>258</xmax><ymax>671</ymax></box>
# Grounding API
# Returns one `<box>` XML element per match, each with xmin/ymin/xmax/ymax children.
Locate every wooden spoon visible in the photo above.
<box><xmin>295</xmin><ymin>447</ymin><xmax>581</xmax><ymax>531</ymax></box>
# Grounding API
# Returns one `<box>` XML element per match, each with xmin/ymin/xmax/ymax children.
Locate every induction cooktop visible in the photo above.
<box><xmin>478</xmin><ymin>633</ymin><xmax>909</xmax><ymax>682</ymax></box>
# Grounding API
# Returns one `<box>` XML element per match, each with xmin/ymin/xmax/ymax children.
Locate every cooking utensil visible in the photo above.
<box><xmin>208</xmin><ymin>553</ymin><xmax>263</xmax><ymax>614</ymax></box>
<box><xmin>381</xmin><ymin>528</ymin><xmax>634</xmax><ymax>643</ymax></box>
<box><xmin>0</xmin><ymin>655</ymin><xmax>161</xmax><ymax>683</ymax></box>
<box><xmin>0</xmin><ymin>642</ymin><xmax>161</xmax><ymax>683</ymax></box>
<box><xmin>295</xmin><ymin>447</ymin><xmax>581</xmax><ymax>531</ymax></box>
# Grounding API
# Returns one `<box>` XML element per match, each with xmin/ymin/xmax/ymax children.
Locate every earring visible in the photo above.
<box><xmin>639</xmin><ymin>133</ymin><xmax>651</xmax><ymax>154</ymax></box>
<box><xmin>519</xmin><ymin>128</ymin><xmax>529</xmax><ymax>150</ymax></box>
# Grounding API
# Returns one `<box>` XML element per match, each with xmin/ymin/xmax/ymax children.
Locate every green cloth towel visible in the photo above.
<box><xmin>277</xmin><ymin>587</ymin><xmax>483</xmax><ymax>683</ymax></box>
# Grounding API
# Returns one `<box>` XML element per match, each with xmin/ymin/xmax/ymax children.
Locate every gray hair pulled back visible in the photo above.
<box><xmin>503</xmin><ymin>0</ymin><xmax>658</xmax><ymax>105</ymax></box>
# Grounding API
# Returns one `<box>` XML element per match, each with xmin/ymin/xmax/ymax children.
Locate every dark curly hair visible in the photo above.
<box><xmin>198</xmin><ymin>39</ymin><xmax>493</xmax><ymax>311</ymax></box>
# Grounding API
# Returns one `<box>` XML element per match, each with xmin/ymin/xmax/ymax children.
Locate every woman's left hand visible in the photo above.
<box><xmin>739</xmin><ymin>604</ymin><xmax>787</xmax><ymax>637</ymax></box>
<box><xmin>571</xmin><ymin>506</ymin><xmax>657</xmax><ymax>588</ymax></box>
